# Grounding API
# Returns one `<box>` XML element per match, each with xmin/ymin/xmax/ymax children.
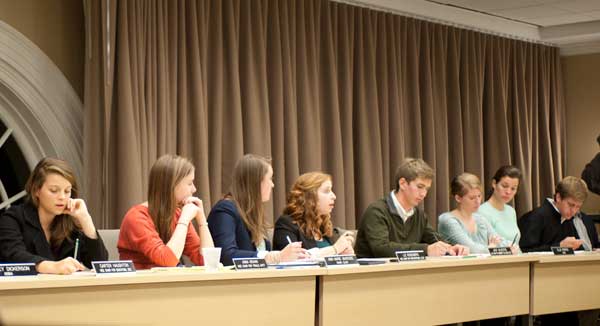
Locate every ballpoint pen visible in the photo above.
<box><xmin>73</xmin><ymin>238</ymin><xmax>80</xmax><ymax>260</ymax></box>
<box><xmin>510</xmin><ymin>233</ymin><xmax>518</xmax><ymax>247</ymax></box>
<box><xmin>432</xmin><ymin>233</ymin><xmax>449</xmax><ymax>255</ymax></box>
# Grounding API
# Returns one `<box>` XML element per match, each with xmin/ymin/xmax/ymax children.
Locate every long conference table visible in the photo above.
<box><xmin>0</xmin><ymin>253</ymin><xmax>599</xmax><ymax>325</ymax></box>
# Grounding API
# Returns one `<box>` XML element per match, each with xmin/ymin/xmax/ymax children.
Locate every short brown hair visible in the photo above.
<box><xmin>393</xmin><ymin>158</ymin><xmax>434</xmax><ymax>192</ymax></box>
<box><xmin>555</xmin><ymin>176</ymin><xmax>588</xmax><ymax>202</ymax></box>
<box><xmin>450</xmin><ymin>173</ymin><xmax>482</xmax><ymax>197</ymax></box>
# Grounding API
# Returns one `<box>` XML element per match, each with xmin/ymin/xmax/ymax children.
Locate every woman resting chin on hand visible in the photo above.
<box><xmin>0</xmin><ymin>158</ymin><xmax>108</xmax><ymax>275</ymax></box>
<box><xmin>117</xmin><ymin>155</ymin><xmax>214</xmax><ymax>270</ymax></box>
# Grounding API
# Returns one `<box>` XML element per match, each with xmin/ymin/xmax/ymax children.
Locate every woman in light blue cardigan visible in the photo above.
<box><xmin>438</xmin><ymin>173</ymin><xmax>517</xmax><ymax>254</ymax></box>
<box><xmin>477</xmin><ymin>165</ymin><xmax>522</xmax><ymax>251</ymax></box>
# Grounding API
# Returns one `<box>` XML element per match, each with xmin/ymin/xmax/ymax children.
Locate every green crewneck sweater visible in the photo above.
<box><xmin>355</xmin><ymin>193</ymin><xmax>439</xmax><ymax>258</ymax></box>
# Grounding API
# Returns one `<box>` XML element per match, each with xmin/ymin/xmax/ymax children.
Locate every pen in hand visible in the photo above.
<box><xmin>432</xmin><ymin>233</ymin><xmax>449</xmax><ymax>256</ymax></box>
<box><xmin>73</xmin><ymin>238</ymin><xmax>80</xmax><ymax>260</ymax></box>
<box><xmin>510</xmin><ymin>233</ymin><xmax>518</xmax><ymax>247</ymax></box>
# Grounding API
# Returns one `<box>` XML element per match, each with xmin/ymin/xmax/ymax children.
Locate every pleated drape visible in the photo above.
<box><xmin>84</xmin><ymin>0</ymin><xmax>566</xmax><ymax>229</ymax></box>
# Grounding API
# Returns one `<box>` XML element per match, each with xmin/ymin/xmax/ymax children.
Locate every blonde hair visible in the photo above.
<box><xmin>555</xmin><ymin>176</ymin><xmax>588</xmax><ymax>203</ymax></box>
<box><xmin>25</xmin><ymin>157</ymin><xmax>78</xmax><ymax>249</ymax></box>
<box><xmin>450</xmin><ymin>173</ymin><xmax>482</xmax><ymax>197</ymax></box>
<box><xmin>147</xmin><ymin>154</ymin><xmax>195</xmax><ymax>243</ymax></box>
<box><xmin>229</xmin><ymin>154</ymin><xmax>272</xmax><ymax>246</ymax></box>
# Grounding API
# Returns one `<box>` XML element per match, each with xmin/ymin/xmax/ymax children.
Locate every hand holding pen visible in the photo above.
<box><xmin>280</xmin><ymin>235</ymin><xmax>308</xmax><ymax>262</ymax></box>
<box><xmin>427</xmin><ymin>233</ymin><xmax>452</xmax><ymax>256</ymax></box>
<box><xmin>509</xmin><ymin>233</ymin><xmax>520</xmax><ymax>254</ymax></box>
<box><xmin>35</xmin><ymin>233</ymin><xmax>86</xmax><ymax>275</ymax></box>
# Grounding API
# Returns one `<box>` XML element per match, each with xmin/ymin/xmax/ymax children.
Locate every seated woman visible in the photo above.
<box><xmin>118</xmin><ymin>154</ymin><xmax>214</xmax><ymax>269</ymax></box>
<box><xmin>0</xmin><ymin>158</ymin><xmax>108</xmax><ymax>274</ymax></box>
<box><xmin>438</xmin><ymin>173</ymin><xmax>516</xmax><ymax>254</ymax></box>
<box><xmin>208</xmin><ymin>154</ymin><xmax>307</xmax><ymax>265</ymax></box>
<box><xmin>478</xmin><ymin>166</ymin><xmax>522</xmax><ymax>250</ymax></box>
<box><xmin>272</xmin><ymin>172</ymin><xmax>354</xmax><ymax>257</ymax></box>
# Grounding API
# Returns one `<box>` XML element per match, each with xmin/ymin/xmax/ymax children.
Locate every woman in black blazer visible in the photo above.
<box><xmin>273</xmin><ymin>172</ymin><xmax>354</xmax><ymax>257</ymax></box>
<box><xmin>0</xmin><ymin>158</ymin><xmax>107</xmax><ymax>274</ymax></box>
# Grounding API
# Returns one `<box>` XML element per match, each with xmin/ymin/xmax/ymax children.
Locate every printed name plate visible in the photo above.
<box><xmin>92</xmin><ymin>261</ymin><xmax>136</xmax><ymax>274</ymax></box>
<box><xmin>551</xmin><ymin>247</ymin><xmax>574</xmax><ymax>255</ymax></box>
<box><xmin>0</xmin><ymin>263</ymin><xmax>37</xmax><ymax>276</ymax></box>
<box><xmin>489</xmin><ymin>247</ymin><xmax>512</xmax><ymax>256</ymax></box>
<box><xmin>395</xmin><ymin>250</ymin><xmax>426</xmax><ymax>261</ymax></box>
<box><xmin>324</xmin><ymin>255</ymin><xmax>358</xmax><ymax>267</ymax></box>
<box><xmin>232</xmin><ymin>258</ymin><xmax>268</xmax><ymax>270</ymax></box>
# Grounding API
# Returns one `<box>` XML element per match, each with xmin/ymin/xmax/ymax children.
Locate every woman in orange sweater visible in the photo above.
<box><xmin>118</xmin><ymin>154</ymin><xmax>214</xmax><ymax>269</ymax></box>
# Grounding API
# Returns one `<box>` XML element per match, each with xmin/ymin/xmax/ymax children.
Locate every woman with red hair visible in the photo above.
<box><xmin>273</xmin><ymin>172</ymin><xmax>354</xmax><ymax>257</ymax></box>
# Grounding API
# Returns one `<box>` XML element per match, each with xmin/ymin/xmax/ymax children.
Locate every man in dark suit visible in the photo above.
<box><xmin>519</xmin><ymin>176</ymin><xmax>599</xmax><ymax>326</ymax></box>
<box><xmin>582</xmin><ymin>134</ymin><xmax>600</xmax><ymax>196</ymax></box>
<box><xmin>519</xmin><ymin>176</ymin><xmax>598</xmax><ymax>252</ymax></box>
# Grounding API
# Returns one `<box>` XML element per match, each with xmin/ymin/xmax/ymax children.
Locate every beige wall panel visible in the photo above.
<box><xmin>562</xmin><ymin>53</ymin><xmax>600</xmax><ymax>214</ymax></box>
<box><xmin>0</xmin><ymin>0</ymin><xmax>84</xmax><ymax>98</ymax></box>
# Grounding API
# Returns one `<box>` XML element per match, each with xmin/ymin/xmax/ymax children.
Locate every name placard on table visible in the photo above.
<box><xmin>324</xmin><ymin>255</ymin><xmax>358</xmax><ymax>267</ymax></box>
<box><xmin>395</xmin><ymin>250</ymin><xmax>426</xmax><ymax>262</ymax></box>
<box><xmin>233</xmin><ymin>258</ymin><xmax>268</xmax><ymax>270</ymax></box>
<box><xmin>0</xmin><ymin>263</ymin><xmax>37</xmax><ymax>276</ymax></box>
<box><xmin>92</xmin><ymin>261</ymin><xmax>136</xmax><ymax>274</ymax></box>
<box><xmin>551</xmin><ymin>247</ymin><xmax>575</xmax><ymax>255</ymax></box>
<box><xmin>489</xmin><ymin>247</ymin><xmax>512</xmax><ymax>256</ymax></box>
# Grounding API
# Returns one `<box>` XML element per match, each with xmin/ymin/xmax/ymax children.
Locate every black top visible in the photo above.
<box><xmin>582</xmin><ymin>152</ymin><xmax>600</xmax><ymax>195</ymax></box>
<box><xmin>272</xmin><ymin>214</ymin><xmax>332</xmax><ymax>251</ymax></box>
<box><xmin>518</xmin><ymin>199</ymin><xmax>599</xmax><ymax>252</ymax></box>
<box><xmin>0</xmin><ymin>201</ymin><xmax>108</xmax><ymax>268</ymax></box>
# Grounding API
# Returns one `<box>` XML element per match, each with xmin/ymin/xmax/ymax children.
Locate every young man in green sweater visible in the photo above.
<box><xmin>355</xmin><ymin>158</ymin><xmax>468</xmax><ymax>258</ymax></box>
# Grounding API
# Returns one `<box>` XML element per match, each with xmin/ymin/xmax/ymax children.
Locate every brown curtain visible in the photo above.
<box><xmin>83</xmin><ymin>0</ymin><xmax>116</xmax><ymax>228</ymax></box>
<box><xmin>84</xmin><ymin>0</ymin><xmax>566</xmax><ymax>230</ymax></box>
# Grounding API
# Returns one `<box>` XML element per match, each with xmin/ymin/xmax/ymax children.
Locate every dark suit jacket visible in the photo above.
<box><xmin>272</xmin><ymin>214</ymin><xmax>332</xmax><ymax>251</ymax></box>
<box><xmin>207</xmin><ymin>199</ymin><xmax>271</xmax><ymax>265</ymax></box>
<box><xmin>582</xmin><ymin>152</ymin><xmax>600</xmax><ymax>195</ymax></box>
<box><xmin>518</xmin><ymin>199</ymin><xmax>599</xmax><ymax>252</ymax></box>
<box><xmin>0</xmin><ymin>201</ymin><xmax>108</xmax><ymax>268</ymax></box>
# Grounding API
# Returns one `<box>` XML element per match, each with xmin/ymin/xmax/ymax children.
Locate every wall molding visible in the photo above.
<box><xmin>0</xmin><ymin>20</ymin><xmax>83</xmax><ymax>179</ymax></box>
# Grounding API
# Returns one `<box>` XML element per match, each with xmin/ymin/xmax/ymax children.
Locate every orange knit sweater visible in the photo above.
<box><xmin>118</xmin><ymin>204</ymin><xmax>204</xmax><ymax>269</ymax></box>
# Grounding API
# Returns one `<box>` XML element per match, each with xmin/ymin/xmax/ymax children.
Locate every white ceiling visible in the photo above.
<box><xmin>433</xmin><ymin>0</ymin><xmax>600</xmax><ymax>27</ymax></box>
<box><xmin>343</xmin><ymin>0</ymin><xmax>600</xmax><ymax>56</ymax></box>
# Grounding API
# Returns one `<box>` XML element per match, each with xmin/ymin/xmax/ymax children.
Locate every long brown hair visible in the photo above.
<box><xmin>283</xmin><ymin>172</ymin><xmax>333</xmax><ymax>240</ymax></box>
<box><xmin>25</xmin><ymin>157</ymin><xmax>78</xmax><ymax>249</ymax></box>
<box><xmin>147</xmin><ymin>154</ymin><xmax>194</xmax><ymax>243</ymax></box>
<box><xmin>228</xmin><ymin>154</ymin><xmax>271</xmax><ymax>246</ymax></box>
